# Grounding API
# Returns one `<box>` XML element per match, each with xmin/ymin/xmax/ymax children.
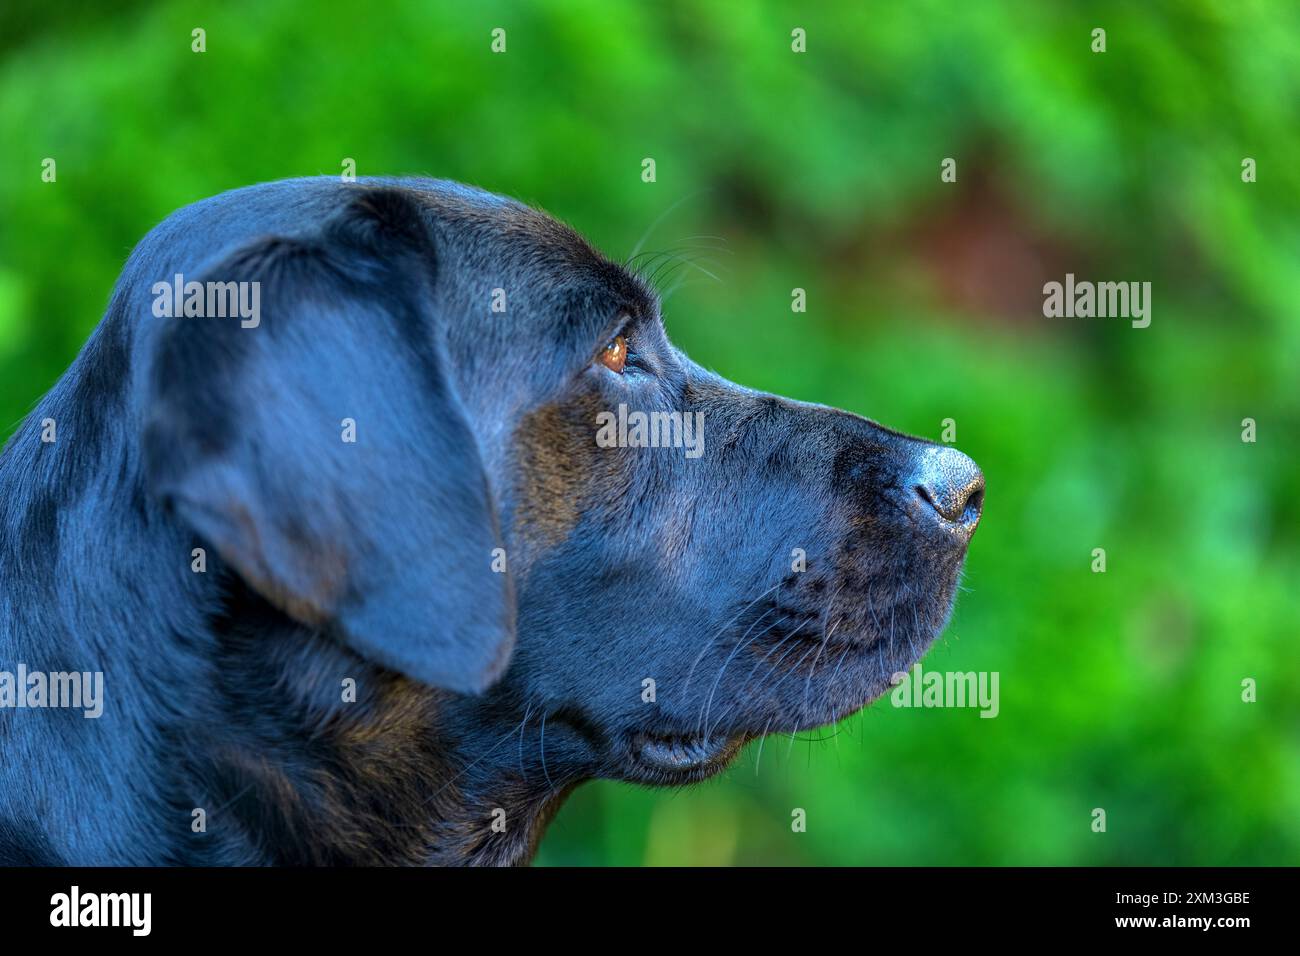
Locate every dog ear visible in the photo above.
<box><xmin>142</xmin><ymin>190</ymin><xmax>514</xmax><ymax>693</ymax></box>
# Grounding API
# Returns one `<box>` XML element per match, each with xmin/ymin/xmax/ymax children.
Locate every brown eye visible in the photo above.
<box><xmin>598</xmin><ymin>334</ymin><xmax>628</xmax><ymax>373</ymax></box>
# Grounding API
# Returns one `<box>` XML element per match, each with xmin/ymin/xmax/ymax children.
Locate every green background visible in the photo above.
<box><xmin>1</xmin><ymin>0</ymin><xmax>1296</xmax><ymax>865</ymax></box>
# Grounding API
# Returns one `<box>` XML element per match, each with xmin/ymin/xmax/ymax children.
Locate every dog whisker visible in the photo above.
<box><xmin>539</xmin><ymin>712</ymin><xmax>554</xmax><ymax>792</ymax></box>
<box><xmin>797</xmin><ymin>583</ymin><xmax>846</xmax><ymax>724</ymax></box>
<box><xmin>752</xmin><ymin>716</ymin><xmax>775</xmax><ymax>776</ymax></box>
<box><xmin>907</xmin><ymin>603</ymin><xmax>924</xmax><ymax>662</ymax></box>
<box><xmin>627</xmin><ymin>190</ymin><xmax>710</xmax><ymax>261</ymax></box>
<box><xmin>629</xmin><ymin>245</ymin><xmax>730</xmax><ymax>295</ymax></box>
<box><xmin>759</xmin><ymin>636</ymin><xmax>823</xmax><ymax>721</ymax></box>
<box><xmin>517</xmin><ymin>701</ymin><xmax>534</xmax><ymax>782</ymax></box>
<box><xmin>798</xmin><ymin>617</ymin><xmax>839</xmax><ymax>729</ymax></box>
<box><xmin>682</xmin><ymin>582</ymin><xmax>782</xmax><ymax>695</ymax></box>
<box><xmin>767</xmin><ymin>636</ymin><xmax>829</xmax><ymax>764</ymax></box>
<box><xmin>422</xmin><ymin>715</ymin><xmax>531</xmax><ymax>808</ymax></box>
<box><xmin>696</xmin><ymin>608</ymin><xmax>785</xmax><ymax>737</ymax></box>
<box><xmin>705</xmin><ymin>618</ymin><xmax>808</xmax><ymax>736</ymax></box>
<box><xmin>825</xmin><ymin>641</ymin><xmax>856</xmax><ymax>702</ymax></box>
<box><xmin>711</xmin><ymin>620</ymin><xmax>812</xmax><ymax>740</ymax></box>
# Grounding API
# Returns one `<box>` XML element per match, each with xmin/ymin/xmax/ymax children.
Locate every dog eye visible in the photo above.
<box><xmin>597</xmin><ymin>334</ymin><xmax>628</xmax><ymax>374</ymax></box>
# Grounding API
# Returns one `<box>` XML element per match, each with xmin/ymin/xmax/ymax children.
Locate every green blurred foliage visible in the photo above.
<box><xmin>1</xmin><ymin>0</ymin><xmax>1296</xmax><ymax>865</ymax></box>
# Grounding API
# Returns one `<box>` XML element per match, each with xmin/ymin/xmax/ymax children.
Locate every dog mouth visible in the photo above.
<box><xmin>623</xmin><ymin>730</ymin><xmax>744</xmax><ymax>781</ymax></box>
<box><xmin>599</xmin><ymin>563</ymin><xmax>969</xmax><ymax>786</ymax></box>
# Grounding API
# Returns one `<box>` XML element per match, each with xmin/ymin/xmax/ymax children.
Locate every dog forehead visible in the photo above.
<box><xmin>405</xmin><ymin>179</ymin><xmax>654</xmax><ymax>332</ymax></box>
<box><xmin>407</xmin><ymin>178</ymin><xmax>595</xmax><ymax>264</ymax></box>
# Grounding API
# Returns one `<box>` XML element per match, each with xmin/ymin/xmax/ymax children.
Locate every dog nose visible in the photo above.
<box><xmin>913</xmin><ymin>446</ymin><xmax>984</xmax><ymax>538</ymax></box>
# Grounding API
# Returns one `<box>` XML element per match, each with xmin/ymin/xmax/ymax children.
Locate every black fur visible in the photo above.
<box><xmin>0</xmin><ymin>177</ymin><xmax>983</xmax><ymax>865</ymax></box>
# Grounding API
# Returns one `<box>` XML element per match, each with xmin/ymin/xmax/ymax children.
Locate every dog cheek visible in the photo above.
<box><xmin>511</xmin><ymin>401</ymin><xmax>595</xmax><ymax>554</ymax></box>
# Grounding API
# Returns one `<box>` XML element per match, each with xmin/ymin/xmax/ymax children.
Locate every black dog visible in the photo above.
<box><xmin>0</xmin><ymin>178</ymin><xmax>983</xmax><ymax>865</ymax></box>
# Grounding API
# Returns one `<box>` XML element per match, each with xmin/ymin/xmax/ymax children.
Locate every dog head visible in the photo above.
<box><xmin>143</xmin><ymin>179</ymin><xmax>982</xmax><ymax>803</ymax></box>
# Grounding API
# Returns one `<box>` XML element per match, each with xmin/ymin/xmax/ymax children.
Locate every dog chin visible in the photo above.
<box><xmin>612</xmin><ymin>661</ymin><xmax>906</xmax><ymax>786</ymax></box>
<box><xmin>632</xmin><ymin>625</ymin><xmax>956</xmax><ymax>784</ymax></box>
<box><xmin>617</xmin><ymin>730</ymin><xmax>747</xmax><ymax>784</ymax></box>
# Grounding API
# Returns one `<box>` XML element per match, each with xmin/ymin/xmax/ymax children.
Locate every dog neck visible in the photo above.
<box><xmin>157</xmin><ymin>575</ymin><xmax>578</xmax><ymax>866</ymax></box>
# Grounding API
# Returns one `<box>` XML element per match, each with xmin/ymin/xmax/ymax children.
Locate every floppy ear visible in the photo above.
<box><xmin>142</xmin><ymin>190</ymin><xmax>514</xmax><ymax>693</ymax></box>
